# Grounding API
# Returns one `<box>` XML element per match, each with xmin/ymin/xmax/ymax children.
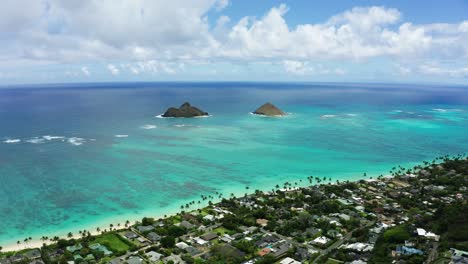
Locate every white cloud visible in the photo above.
<box><xmin>220</xmin><ymin>5</ymin><xmax>468</xmax><ymax>61</ymax></box>
<box><xmin>282</xmin><ymin>60</ymin><xmax>346</xmax><ymax>76</ymax></box>
<box><xmin>120</xmin><ymin>60</ymin><xmax>178</xmax><ymax>75</ymax></box>
<box><xmin>215</xmin><ymin>0</ymin><xmax>230</xmax><ymax>11</ymax></box>
<box><xmin>283</xmin><ymin>60</ymin><xmax>311</xmax><ymax>75</ymax></box>
<box><xmin>81</xmin><ymin>66</ymin><xmax>90</xmax><ymax>76</ymax></box>
<box><xmin>0</xmin><ymin>2</ymin><xmax>467</xmax><ymax>81</ymax></box>
<box><xmin>418</xmin><ymin>64</ymin><xmax>468</xmax><ymax>78</ymax></box>
<box><xmin>107</xmin><ymin>64</ymin><xmax>120</xmax><ymax>75</ymax></box>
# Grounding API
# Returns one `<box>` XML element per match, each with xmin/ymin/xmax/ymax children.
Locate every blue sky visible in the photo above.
<box><xmin>0</xmin><ymin>0</ymin><xmax>467</xmax><ymax>84</ymax></box>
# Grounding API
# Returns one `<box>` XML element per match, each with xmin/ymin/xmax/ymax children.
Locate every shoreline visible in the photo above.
<box><xmin>0</xmin><ymin>172</ymin><xmax>386</xmax><ymax>253</ymax></box>
<box><xmin>0</xmin><ymin>159</ymin><xmax>427</xmax><ymax>253</ymax></box>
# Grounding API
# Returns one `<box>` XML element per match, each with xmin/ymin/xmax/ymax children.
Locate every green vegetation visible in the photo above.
<box><xmin>93</xmin><ymin>232</ymin><xmax>130</xmax><ymax>253</ymax></box>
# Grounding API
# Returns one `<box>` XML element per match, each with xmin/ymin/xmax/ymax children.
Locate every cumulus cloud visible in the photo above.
<box><xmin>81</xmin><ymin>66</ymin><xmax>90</xmax><ymax>76</ymax></box>
<box><xmin>283</xmin><ymin>60</ymin><xmax>311</xmax><ymax>75</ymax></box>
<box><xmin>215</xmin><ymin>0</ymin><xmax>230</xmax><ymax>11</ymax></box>
<box><xmin>283</xmin><ymin>60</ymin><xmax>346</xmax><ymax>76</ymax></box>
<box><xmin>120</xmin><ymin>60</ymin><xmax>178</xmax><ymax>75</ymax></box>
<box><xmin>0</xmin><ymin>1</ymin><xmax>467</xmax><ymax>80</ymax></box>
<box><xmin>418</xmin><ymin>64</ymin><xmax>468</xmax><ymax>78</ymax></box>
<box><xmin>107</xmin><ymin>64</ymin><xmax>120</xmax><ymax>75</ymax></box>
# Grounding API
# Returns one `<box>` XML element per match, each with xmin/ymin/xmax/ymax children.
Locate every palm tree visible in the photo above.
<box><xmin>17</xmin><ymin>241</ymin><xmax>20</xmax><ymax>249</ymax></box>
<box><xmin>125</xmin><ymin>220</ymin><xmax>130</xmax><ymax>227</ymax></box>
<box><xmin>67</xmin><ymin>232</ymin><xmax>73</xmax><ymax>238</ymax></box>
<box><xmin>96</xmin><ymin>227</ymin><xmax>101</xmax><ymax>233</ymax></box>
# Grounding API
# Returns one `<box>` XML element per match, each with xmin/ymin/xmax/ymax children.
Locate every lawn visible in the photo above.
<box><xmin>93</xmin><ymin>233</ymin><xmax>130</xmax><ymax>252</ymax></box>
<box><xmin>213</xmin><ymin>227</ymin><xmax>231</xmax><ymax>235</ymax></box>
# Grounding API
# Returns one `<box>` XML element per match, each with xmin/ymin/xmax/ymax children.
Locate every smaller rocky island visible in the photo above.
<box><xmin>162</xmin><ymin>102</ymin><xmax>209</xmax><ymax>118</ymax></box>
<box><xmin>252</xmin><ymin>102</ymin><xmax>286</xmax><ymax>116</ymax></box>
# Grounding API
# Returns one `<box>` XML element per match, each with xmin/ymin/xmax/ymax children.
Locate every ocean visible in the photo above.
<box><xmin>0</xmin><ymin>82</ymin><xmax>467</xmax><ymax>246</ymax></box>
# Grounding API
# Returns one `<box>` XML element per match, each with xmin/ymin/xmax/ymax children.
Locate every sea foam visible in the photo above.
<box><xmin>68</xmin><ymin>137</ymin><xmax>85</xmax><ymax>146</ymax></box>
<box><xmin>26</xmin><ymin>137</ymin><xmax>46</xmax><ymax>144</ymax></box>
<box><xmin>115</xmin><ymin>135</ymin><xmax>129</xmax><ymax>138</ymax></box>
<box><xmin>141</xmin><ymin>125</ymin><xmax>157</xmax><ymax>130</ymax></box>
<box><xmin>3</xmin><ymin>139</ymin><xmax>21</xmax><ymax>144</ymax></box>
<box><xmin>43</xmin><ymin>135</ymin><xmax>65</xmax><ymax>141</ymax></box>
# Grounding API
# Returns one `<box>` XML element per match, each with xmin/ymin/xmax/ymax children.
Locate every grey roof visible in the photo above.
<box><xmin>23</xmin><ymin>249</ymin><xmax>41</xmax><ymax>259</ymax></box>
<box><xmin>136</xmin><ymin>225</ymin><xmax>154</xmax><ymax>233</ymax></box>
<box><xmin>123</xmin><ymin>231</ymin><xmax>138</xmax><ymax>239</ymax></box>
<box><xmin>146</xmin><ymin>232</ymin><xmax>161</xmax><ymax>241</ymax></box>
<box><xmin>273</xmin><ymin>243</ymin><xmax>291</xmax><ymax>258</ymax></box>
<box><xmin>180</xmin><ymin>221</ymin><xmax>195</xmax><ymax>229</ymax></box>
<box><xmin>126</xmin><ymin>256</ymin><xmax>143</xmax><ymax>264</ymax></box>
<box><xmin>201</xmin><ymin>232</ymin><xmax>218</xmax><ymax>241</ymax></box>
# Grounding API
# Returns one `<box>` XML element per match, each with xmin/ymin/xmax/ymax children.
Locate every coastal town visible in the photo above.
<box><xmin>1</xmin><ymin>155</ymin><xmax>466</xmax><ymax>264</ymax></box>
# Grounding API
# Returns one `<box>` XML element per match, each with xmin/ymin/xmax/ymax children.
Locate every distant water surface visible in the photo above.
<box><xmin>0</xmin><ymin>82</ymin><xmax>467</xmax><ymax>244</ymax></box>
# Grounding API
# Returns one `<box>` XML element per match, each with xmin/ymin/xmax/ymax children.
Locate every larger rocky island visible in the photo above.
<box><xmin>161</xmin><ymin>102</ymin><xmax>209</xmax><ymax>118</ymax></box>
<box><xmin>253</xmin><ymin>102</ymin><xmax>286</xmax><ymax>116</ymax></box>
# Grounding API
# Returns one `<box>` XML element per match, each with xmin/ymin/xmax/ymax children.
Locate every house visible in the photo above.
<box><xmin>416</xmin><ymin>228</ymin><xmax>440</xmax><ymax>241</ymax></box>
<box><xmin>89</xmin><ymin>243</ymin><xmax>112</xmax><ymax>256</ymax></box>
<box><xmin>145</xmin><ymin>251</ymin><xmax>162</xmax><ymax>262</ymax></box>
<box><xmin>312</xmin><ymin>236</ymin><xmax>329</xmax><ymax>245</ymax></box>
<box><xmin>136</xmin><ymin>236</ymin><xmax>147</xmax><ymax>243</ymax></box>
<box><xmin>66</xmin><ymin>244</ymin><xmax>83</xmax><ymax>253</ymax></box>
<box><xmin>126</xmin><ymin>256</ymin><xmax>143</xmax><ymax>264</ymax></box>
<box><xmin>123</xmin><ymin>231</ymin><xmax>139</xmax><ymax>240</ymax></box>
<box><xmin>272</xmin><ymin>243</ymin><xmax>291</xmax><ymax>258</ymax></box>
<box><xmin>180</xmin><ymin>220</ymin><xmax>195</xmax><ymax>229</ymax></box>
<box><xmin>47</xmin><ymin>249</ymin><xmax>65</xmax><ymax>259</ymax></box>
<box><xmin>23</xmin><ymin>249</ymin><xmax>41</xmax><ymax>259</ymax></box>
<box><xmin>295</xmin><ymin>247</ymin><xmax>317</xmax><ymax>261</ymax></box>
<box><xmin>394</xmin><ymin>246</ymin><xmax>423</xmax><ymax>256</ymax></box>
<box><xmin>175</xmin><ymin>241</ymin><xmax>190</xmax><ymax>250</ymax></box>
<box><xmin>220</xmin><ymin>234</ymin><xmax>235</xmax><ymax>243</ymax></box>
<box><xmin>163</xmin><ymin>254</ymin><xmax>185</xmax><ymax>264</ymax></box>
<box><xmin>203</xmin><ymin>214</ymin><xmax>215</xmax><ymax>221</ymax></box>
<box><xmin>193</xmin><ymin>237</ymin><xmax>209</xmax><ymax>246</ymax></box>
<box><xmin>109</xmin><ymin>256</ymin><xmax>126</xmax><ymax>264</ymax></box>
<box><xmin>146</xmin><ymin>232</ymin><xmax>161</xmax><ymax>242</ymax></box>
<box><xmin>280</xmin><ymin>257</ymin><xmax>301</xmax><ymax>264</ymax></box>
<box><xmin>201</xmin><ymin>232</ymin><xmax>218</xmax><ymax>241</ymax></box>
<box><xmin>136</xmin><ymin>225</ymin><xmax>154</xmax><ymax>233</ymax></box>
<box><xmin>450</xmin><ymin>248</ymin><xmax>468</xmax><ymax>264</ymax></box>
<box><xmin>344</xmin><ymin>243</ymin><xmax>374</xmax><ymax>252</ymax></box>
<box><xmin>185</xmin><ymin>246</ymin><xmax>202</xmax><ymax>256</ymax></box>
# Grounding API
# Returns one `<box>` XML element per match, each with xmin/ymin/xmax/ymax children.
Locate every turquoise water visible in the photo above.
<box><xmin>0</xmin><ymin>83</ymin><xmax>467</xmax><ymax>245</ymax></box>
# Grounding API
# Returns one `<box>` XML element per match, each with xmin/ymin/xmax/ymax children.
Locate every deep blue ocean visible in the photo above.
<box><xmin>0</xmin><ymin>82</ymin><xmax>467</xmax><ymax>246</ymax></box>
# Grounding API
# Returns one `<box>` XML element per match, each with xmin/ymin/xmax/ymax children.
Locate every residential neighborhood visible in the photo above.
<box><xmin>1</xmin><ymin>155</ymin><xmax>467</xmax><ymax>264</ymax></box>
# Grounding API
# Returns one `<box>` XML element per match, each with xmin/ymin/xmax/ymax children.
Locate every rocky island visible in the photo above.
<box><xmin>253</xmin><ymin>102</ymin><xmax>286</xmax><ymax>116</ymax></box>
<box><xmin>161</xmin><ymin>102</ymin><xmax>209</xmax><ymax>118</ymax></box>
